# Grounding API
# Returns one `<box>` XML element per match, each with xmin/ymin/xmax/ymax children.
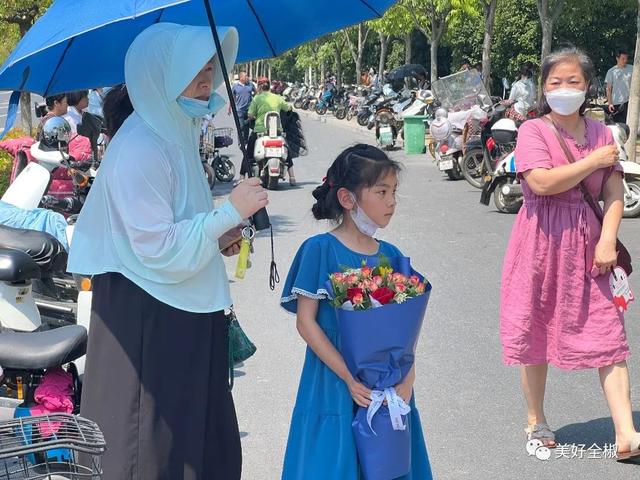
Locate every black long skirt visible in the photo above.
<box><xmin>80</xmin><ymin>273</ymin><xmax>241</xmax><ymax>480</ymax></box>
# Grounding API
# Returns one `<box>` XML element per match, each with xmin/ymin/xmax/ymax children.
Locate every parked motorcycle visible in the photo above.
<box><xmin>461</xmin><ymin>103</ymin><xmax>514</xmax><ymax>189</ymax></box>
<box><xmin>428</xmin><ymin>108</ymin><xmax>466</xmax><ymax>181</ymax></box>
<box><xmin>315</xmin><ymin>86</ymin><xmax>337</xmax><ymax>115</ymax></box>
<box><xmin>346</xmin><ymin>91</ymin><xmax>365</xmax><ymax>121</ymax></box>
<box><xmin>200</xmin><ymin>121</ymin><xmax>236</xmax><ymax>190</ymax></box>
<box><xmin>480</xmin><ymin>150</ymin><xmax>522</xmax><ymax>213</ymax></box>
<box><xmin>292</xmin><ymin>84</ymin><xmax>309</xmax><ymax>109</ymax></box>
<box><xmin>253</xmin><ymin>111</ymin><xmax>289</xmax><ymax>190</ymax></box>
<box><xmin>356</xmin><ymin>87</ymin><xmax>383</xmax><ymax>127</ymax></box>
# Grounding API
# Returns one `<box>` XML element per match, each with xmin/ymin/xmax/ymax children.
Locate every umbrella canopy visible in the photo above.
<box><xmin>386</xmin><ymin>64</ymin><xmax>427</xmax><ymax>82</ymax></box>
<box><xmin>0</xmin><ymin>0</ymin><xmax>399</xmax><ymax>96</ymax></box>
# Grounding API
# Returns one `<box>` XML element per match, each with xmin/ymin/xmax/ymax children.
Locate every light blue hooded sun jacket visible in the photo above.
<box><xmin>67</xmin><ymin>23</ymin><xmax>241</xmax><ymax>313</ymax></box>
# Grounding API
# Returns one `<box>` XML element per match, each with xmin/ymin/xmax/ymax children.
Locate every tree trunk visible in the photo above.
<box><xmin>625</xmin><ymin>0</ymin><xmax>640</xmax><ymax>162</ymax></box>
<box><xmin>15</xmin><ymin>22</ymin><xmax>33</xmax><ymax>134</ymax></box>
<box><xmin>429</xmin><ymin>13</ymin><xmax>447</xmax><ymax>86</ymax></box>
<box><xmin>378</xmin><ymin>32</ymin><xmax>389</xmax><ymax>78</ymax></box>
<box><xmin>482</xmin><ymin>0</ymin><xmax>498</xmax><ymax>93</ymax></box>
<box><xmin>344</xmin><ymin>24</ymin><xmax>370</xmax><ymax>85</ymax></box>
<box><xmin>355</xmin><ymin>25</ymin><xmax>363</xmax><ymax>84</ymax></box>
<box><xmin>334</xmin><ymin>44</ymin><xmax>344</xmax><ymax>87</ymax></box>
<box><xmin>405</xmin><ymin>32</ymin><xmax>412</xmax><ymax>64</ymax></box>
<box><xmin>430</xmin><ymin>40</ymin><xmax>439</xmax><ymax>86</ymax></box>
<box><xmin>268</xmin><ymin>63</ymin><xmax>272</xmax><ymax>81</ymax></box>
<box><xmin>537</xmin><ymin>0</ymin><xmax>567</xmax><ymax>62</ymax></box>
<box><xmin>19</xmin><ymin>92</ymin><xmax>32</xmax><ymax>135</ymax></box>
<box><xmin>540</xmin><ymin>18</ymin><xmax>553</xmax><ymax>60</ymax></box>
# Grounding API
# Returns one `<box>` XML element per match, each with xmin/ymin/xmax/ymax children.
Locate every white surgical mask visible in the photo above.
<box><xmin>348</xmin><ymin>193</ymin><xmax>382</xmax><ymax>237</ymax></box>
<box><xmin>544</xmin><ymin>88</ymin><xmax>586</xmax><ymax>116</ymax></box>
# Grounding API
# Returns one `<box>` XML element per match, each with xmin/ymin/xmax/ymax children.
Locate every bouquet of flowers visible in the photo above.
<box><xmin>326</xmin><ymin>256</ymin><xmax>431</xmax><ymax>480</ymax></box>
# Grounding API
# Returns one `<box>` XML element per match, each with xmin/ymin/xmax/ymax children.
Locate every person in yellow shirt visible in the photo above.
<box><xmin>246</xmin><ymin>77</ymin><xmax>296</xmax><ymax>185</ymax></box>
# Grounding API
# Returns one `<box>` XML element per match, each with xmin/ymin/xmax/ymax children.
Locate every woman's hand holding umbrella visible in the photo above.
<box><xmin>229</xmin><ymin>177</ymin><xmax>269</xmax><ymax>219</ymax></box>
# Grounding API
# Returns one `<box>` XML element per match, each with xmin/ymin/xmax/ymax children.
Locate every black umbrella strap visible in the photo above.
<box><xmin>269</xmin><ymin>225</ymin><xmax>279</xmax><ymax>291</ymax></box>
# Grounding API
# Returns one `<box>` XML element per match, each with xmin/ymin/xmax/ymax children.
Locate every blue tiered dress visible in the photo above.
<box><xmin>280</xmin><ymin>233</ymin><xmax>432</xmax><ymax>480</ymax></box>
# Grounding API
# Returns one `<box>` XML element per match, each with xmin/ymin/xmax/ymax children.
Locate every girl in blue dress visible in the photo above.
<box><xmin>280</xmin><ymin>144</ymin><xmax>432</xmax><ymax>479</ymax></box>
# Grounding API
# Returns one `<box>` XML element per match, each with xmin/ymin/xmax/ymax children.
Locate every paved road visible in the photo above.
<box><xmin>217</xmin><ymin>109</ymin><xmax>640</xmax><ymax>479</ymax></box>
<box><xmin>0</xmin><ymin>90</ymin><xmax>43</xmax><ymax>134</ymax></box>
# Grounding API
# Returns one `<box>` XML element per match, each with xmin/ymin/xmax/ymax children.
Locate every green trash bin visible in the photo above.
<box><xmin>403</xmin><ymin>115</ymin><xmax>428</xmax><ymax>155</ymax></box>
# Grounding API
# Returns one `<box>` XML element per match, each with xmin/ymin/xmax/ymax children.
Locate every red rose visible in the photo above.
<box><xmin>370</xmin><ymin>287</ymin><xmax>394</xmax><ymax>305</ymax></box>
<box><xmin>347</xmin><ymin>287</ymin><xmax>364</xmax><ymax>303</ymax></box>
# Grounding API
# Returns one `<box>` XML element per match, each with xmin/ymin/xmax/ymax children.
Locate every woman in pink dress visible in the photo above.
<box><xmin>500</xmin><ymin>47</ymin><xmax>640</xmax><ymax>461</ymax></box>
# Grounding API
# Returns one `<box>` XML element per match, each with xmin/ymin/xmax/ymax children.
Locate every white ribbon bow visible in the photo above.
<box><xmin>366</xmin><ymin>387</ymin><xmax>411</xmax><ymax>435</ymax></box>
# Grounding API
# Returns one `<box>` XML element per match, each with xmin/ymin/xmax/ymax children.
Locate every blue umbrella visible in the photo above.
<box><xmin>0</xmin><ymin>0</ymin><xmax>398</xmax><ymax>96</ymax></box>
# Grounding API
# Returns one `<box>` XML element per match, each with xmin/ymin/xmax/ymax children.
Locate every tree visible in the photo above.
<box><xmin>625</xmin><ymin>0</ymin><xmax>640</xmax><ymax>162</ymax></box>
<box><xmin>404</xmin><ymin>0</ymin><xmax>475</xmax><ymax>85</ymax></box>
<box><xmin>344</xmin><ymin>24</ymin><xmax>372</xmax><ymax>84</ymax></box>
<box><xmin>480</xmin><ymin>0</ymin><xmax>498</xmax><ymax>92</ymax></box>
<box><xmin>369</xmin><ymin>4</ymin><xmax>414</xmax><ymax>77</ymax></box>
<box><xmin>0</xmin><ymin>0</ymin><xmax>52</xmax><ymax>134</ymax></box>
<box><xmin>536</xmin><ymin>0</ymin><xmax>567</xmax><ymax>61</ymax></box>
<box><xmin>556</xmin><ymin>0</ymin><xmax>637</xmax><ymax>78</ymax></box>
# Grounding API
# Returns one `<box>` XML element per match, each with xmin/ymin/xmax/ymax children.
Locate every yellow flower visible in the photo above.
<box><xmin>379</xmin><ymin>266</ymin><xmax>393</xmax><ymax>277</ymax></box>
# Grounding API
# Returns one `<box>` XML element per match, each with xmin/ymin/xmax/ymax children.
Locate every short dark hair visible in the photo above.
<box><xmin>45</xmin><ymin>93</ymin><xmax>66</xmax><ymax>110</ymax></box>
<box><xmin>538</xmin><ymin>47</ymin><xmax>594</xmax><ymax>116</ymax></box>
<box><xmin>616</xmin><ymin>48</ymin><xmax>629</xmax><ymax>58</ymax></box>
<box><xmin>311</xmin><ymin>144</ymin><xmax>402</xmax><ymax>221</ymax></box>
<box><xmin>66</xmin><ymin>90</ymin><xmax>89</xmax><ymax>107</ymax></box>
<box><xmin>103</xmin><ymin>84</ymin><xmax>133</xmax><ymax>138</ymax></box>
<box><xmin>519</xmin><ymin>64</ymin><xmax>533</xmax><ymax>78</ymax></box>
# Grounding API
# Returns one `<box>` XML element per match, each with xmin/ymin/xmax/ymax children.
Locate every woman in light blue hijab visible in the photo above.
<box><xmin>68</xmin><ymin>23</ymin><xmax>268</xmax><ymax>479</ymax></box>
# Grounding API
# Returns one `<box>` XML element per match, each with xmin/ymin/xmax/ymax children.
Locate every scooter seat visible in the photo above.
<box><xmin>0</xmin><ymin>325</ymin><xmax>87</xmax><ymax>370</ymax></box>
<box><xmin>0</xmin><ymin>248</ymin><xmax>40</xmax><ymax>282</ymax></box>
<box><xmin>0</xmin><ymin>225</ymin><xmax>67</xmax><ymax>277</ymax></box>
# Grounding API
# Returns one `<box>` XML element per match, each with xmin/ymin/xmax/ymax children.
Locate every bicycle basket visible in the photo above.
<box><xmin>0</xmin><ymin>414</ymin><xmax>105</xmax><ymax>479</ymax></box>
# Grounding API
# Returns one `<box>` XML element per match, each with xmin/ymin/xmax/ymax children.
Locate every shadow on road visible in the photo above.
<box><xmin>555</xmin><ymin>412</ymin><xmax>640</xmax><ymax>447</ymax></box>
<box><xmin>255</xmin><ymin>214</ymin><xmax>297</xmax><ymax>237</ymax></box>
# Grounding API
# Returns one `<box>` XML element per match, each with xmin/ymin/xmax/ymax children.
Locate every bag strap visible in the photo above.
<box><xmin>541</xmin><ymin>116</ymin><xmax>605</xmax><ymax>225</ymax></box>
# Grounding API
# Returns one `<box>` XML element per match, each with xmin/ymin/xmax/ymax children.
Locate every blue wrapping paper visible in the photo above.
<box><xmin>326</xmin><ymin>257</ymin><xmax>431</xmax><ymax>480</ymax></box>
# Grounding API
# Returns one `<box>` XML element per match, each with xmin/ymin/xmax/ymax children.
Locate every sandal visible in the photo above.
<box><xmin>525</xmin><ymin>423</ymin><xmax>556</xmax><ymax>448</ymax></box>
<box><xmin>617</xmin><ymin>435</ymin><xmax>640</xmax><ymax>463</ymax></box>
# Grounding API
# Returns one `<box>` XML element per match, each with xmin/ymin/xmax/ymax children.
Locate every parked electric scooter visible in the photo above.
<box><xmin>0</xmin><ymin>118</ymin><xmax>92</xmax><ymax>371</ymax></box>
<box><xmin>480</xmin><ymin>150</ymin><xmax>522</xmax><ymax>213</ymax></box>
<box><xmin>607</xmin><ymin>122</ymin><xmax>640</xmax><ymax>218</ymax></box>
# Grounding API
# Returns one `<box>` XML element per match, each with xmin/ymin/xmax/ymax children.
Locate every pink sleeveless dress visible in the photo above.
<box><xmin>500</xmin><ymin>117</ymin><xmax>629</xmax><ymax>370</ymax></box>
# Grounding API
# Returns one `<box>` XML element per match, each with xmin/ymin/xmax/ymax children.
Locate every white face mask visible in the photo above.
<box><xmin>348</xmin><ymin>193</ymin><xmax>382</xmax><ymax>237</ymax></box>
<box><xmin>544</xmin><ymin>88</ymin><xmax>586</xmax><ymax>116</ymax></box>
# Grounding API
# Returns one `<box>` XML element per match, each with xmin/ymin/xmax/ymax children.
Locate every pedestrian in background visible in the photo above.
<box><xmin>229</xmin><ymin>70</ymin><xmax>255</xmax><ymax>147</ymax></box>
<box><xmin>605</xmin><ymin>48</ymin><xmax>633</xmax><ymax>123</ymax></box>
<box><xmin>500</xmin><ymin>47</ymin><xmax>640</xmax><ymax>462</ymax></box>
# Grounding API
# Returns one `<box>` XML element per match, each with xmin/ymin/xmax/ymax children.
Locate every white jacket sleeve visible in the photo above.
<box><xmin>110</xmin><ymin>144</ymin><xmax>242</xmax><ymax>283</ymax></box>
